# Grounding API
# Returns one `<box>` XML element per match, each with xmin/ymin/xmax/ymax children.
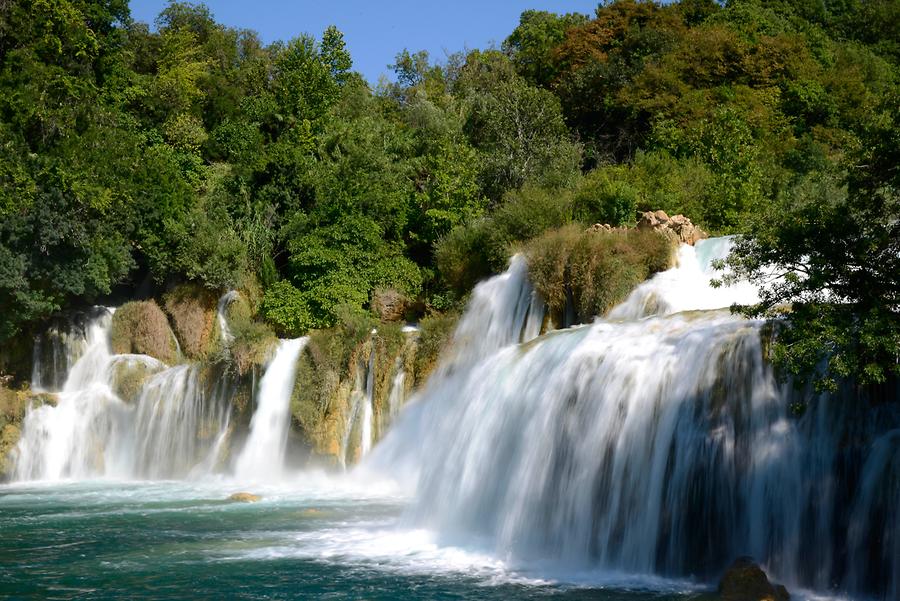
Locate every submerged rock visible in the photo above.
<box><xmin>719</xmin><ymin>557</ymin><xmax>790</xmax><ymax>601</ymax></box>
<box><xmin>227</xmin><ymin>492</ymin><xmax>261</xmax><ymax>503</ymax></box>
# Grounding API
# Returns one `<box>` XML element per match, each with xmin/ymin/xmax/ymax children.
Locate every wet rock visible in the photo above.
<box><xmin>109</xmin><ymin>357</ymin><xmax>165</xmax><ymax>404</ymax></box>
<box><xmin>227</xmin><ymin>492</ymin><xmax>261</xmax><ymax>503</ymax></box>
<box><xmin>719</xmin><ymin>557</ymin><xmax>790</xmax><ymax>601</ymax></box>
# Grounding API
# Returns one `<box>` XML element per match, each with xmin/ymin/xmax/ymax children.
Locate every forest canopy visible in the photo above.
<box><xmin>0</xmin><ymin>0</ymin><xmax>897</xmax><ymax>388</ymax></box>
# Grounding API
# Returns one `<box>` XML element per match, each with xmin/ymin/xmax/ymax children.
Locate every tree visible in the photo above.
<box><xmin>724</xmin><ymin>98</ymin><xmax>900</xmax><ymax>390</ymax></box>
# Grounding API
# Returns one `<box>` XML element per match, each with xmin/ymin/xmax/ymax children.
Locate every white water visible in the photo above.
<box><xmin>14</xmin><ymin>308</ymin><xmax>234</xmax><ymax>481</ymax></box>
<box><xmin>217</xmin><ymin>290</ymin><xmax>239</xmax><ymax>344</ymax></box>
<box><xmin>234</xmin><ymin>337</ymin><xmax>308</xmax><ymax>481</ymax></box>
<box><xmin>608</xmin><ymin>236</ymin><xmax>762</xmax><ymax>320</ymax></box>
<box><xmin>368</xmin><ymin>239</ymin><xmax>899</xmax><ymax>600</ymax></box>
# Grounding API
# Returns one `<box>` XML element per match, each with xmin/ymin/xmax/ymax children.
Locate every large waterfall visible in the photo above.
<box><xmin>234</xmin><ymin>337</ymin><xmax>307</xmax><ymax>481</ymax></box>
<box><xmin>369</xmin><ymin>239</ymin><xmax>899</xmax><ymax>600</ymax></box>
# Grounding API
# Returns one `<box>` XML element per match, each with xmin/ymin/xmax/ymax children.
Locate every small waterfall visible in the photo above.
<box><xmin>608</xmin><ymin>236</ymin><xmax>762</xmax><ymax>320</ymax></box>
<box><xmin>369</xmin><ymin>238</ymin><xmax>900</xmax><ymax>599</ymax></box>
<box><xmin>15</xmin><ymin>309</ymin><xmax>236</xmax><ymax>481</ymax></box>
<box><xmin>387</xmin><ymin>362</ymin><xmax>406</xmax><ymax>419</ymax></box>
<box><xmin>30</xmin><ymin>310</ymin><xmax>103</xmax><ymax>392</ymax></box>
<box><xmin>123</xmin><ymin>365</ymin><xmax>233</xmax><ymax>479</ymax></box>
<box><xmin>360</xmin><ymin>344</ymin><xmax>376</xmax><ymax>458</ymax></box>
<box><xmin>234</xmin><ymin>337</ymin><xmax>307</xmax><ymax>481</ymax></box>
<box><xmin>217</xmin><ymin>290</ymin><xmax>239</xmax><ymax>345</ymax></box>
<box><xmin>15</xmin><ymin>309</ymin><xmax>121</xmax><ymax>480</ymax></box>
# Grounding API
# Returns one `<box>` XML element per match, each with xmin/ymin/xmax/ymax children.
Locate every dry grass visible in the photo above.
<box><xmin>525</xmin><ymin>225</ymin><xmax>674</xmax><ymax>325</ymax></box>
<box><xmin>110</xmin><ymin>301</ymin><xmax>179</xmax><ymax>364</ymax></box>
<box><xmin>163</xmin><ymin>284</ymin><xmax>219</xmax><ymax>359</ymax></box>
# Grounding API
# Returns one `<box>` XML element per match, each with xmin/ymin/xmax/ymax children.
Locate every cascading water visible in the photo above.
<box><xmin>234</xmin><ymin>337</ymin><xmax>307</xmax><ymax>481</ymax></box>
<box><xmin>369</xmin><ymin>240</ymin><xmax>899</xmax><ymax>599</ymax></box>
<box><xmin>14</xmin><ymin>308</ymin><xmax>235</xmax><ymax>481</ymax></box>
<box><xmin>217</xmin><ymin>290</ymin><xmax>239</xmax><ymax>344</ymax></box>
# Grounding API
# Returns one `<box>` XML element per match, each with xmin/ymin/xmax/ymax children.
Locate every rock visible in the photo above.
<box><xmin>636</xmin><ymin>210</ymin><xmax>707</xmax><ymax>245</ymax></box>
<box><xmin>227</xmin><ymin>492</ymin><xmax>261</xmax><ymax>503</ymax></box>
<box><xmin>719</xmin><ymin>557</ymin><xmax>790</xmax><ymax>601</ymax></box>
<box><xmin>162</xmin><ymin>284</ymin><xmax>219</xmax><ymax>359</ymax></box>
<box><xmin>109</xmin><ymin>356</ymin><xmax>165</xmax><ymax>404</ymax></box>
<box><xmin>371</xmin><ymin>288</ymin><xmax>409</xmax><ymax>322</ymax></box>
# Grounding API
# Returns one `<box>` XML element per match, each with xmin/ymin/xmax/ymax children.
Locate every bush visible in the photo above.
<box><xmin>435</xmin><ymin>185</ymin><xmax>573</xmax><ymax>293</ymax></box>
<box><xmin>572</xmin><ymin>167</ymin><xmax>639</xmax><ymax>226</ymax></box>
<box><xmin>525</xmin><ymin>225</ymin><xmax>674</xmax><ymax>325</ymax></box>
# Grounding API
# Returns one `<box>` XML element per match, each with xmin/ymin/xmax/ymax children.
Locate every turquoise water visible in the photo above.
<box><xmin>0</xmin><ymin>478</ymin><xmax>712</xmax><ymax>600</ymax></box>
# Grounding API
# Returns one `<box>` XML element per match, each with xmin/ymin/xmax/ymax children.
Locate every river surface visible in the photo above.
<box><xmin>0</xmin><ymin>477</ymin><xmax>713</xmax><ymax>601</ymax></box>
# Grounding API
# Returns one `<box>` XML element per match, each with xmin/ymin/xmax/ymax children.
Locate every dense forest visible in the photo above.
<box><xmin>1</xmin><ymin>0</ymin><xmax>897</xmax><ymax>389</ymax></box>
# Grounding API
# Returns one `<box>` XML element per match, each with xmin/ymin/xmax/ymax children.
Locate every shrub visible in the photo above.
<box><xmin>572</xmin><ymin>168</ymin><xmax>639</xmax><ymax>226</ymax></box>
<box><xmin>435</xmin><ymin>185</ymin><xmax>573</xmax><ymax>293</ymax></box>
<box><xmin>525</xmin><ymin>225</ymin><xmax>674</xmax><ymax>325</ymax></box>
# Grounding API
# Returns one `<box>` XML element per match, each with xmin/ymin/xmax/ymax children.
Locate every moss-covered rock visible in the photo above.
<box><xmin>109</xmin><ymin>356</ymin><xmax>166</xmax><ymax>404</ymax></box>
<box><xmin>162</xmin><ymin>284</ymin><xmax>221</xmax><ymax>360</ymax></box>
<box><xmin>0</xmin><ymin>382</ymin><xmax>56</xmax><ymax>479</ymax></box>
<box><xmin>413</xmin><ymin>313</ymin><xmax>459</xmax><ymax>387</ymax></box>
<box><xmin>110</xmin><ymin>301</ymin><xmax>179</xmax><ymax>365</ymax></box>
<box><xmin>225</xmin><ymin>294</ymin><xmax>278</xmax><ymax>376</ymax></box>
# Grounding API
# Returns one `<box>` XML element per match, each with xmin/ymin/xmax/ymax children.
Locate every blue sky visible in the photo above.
<box><xmin>128</xmin><ymin>1</ymin><xmax>602</xmax><ymax>83</ymax></box>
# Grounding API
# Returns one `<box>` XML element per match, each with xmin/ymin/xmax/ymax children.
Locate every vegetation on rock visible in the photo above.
<box><xmin>110</xmin><ymin>301</ymin><xmax>179</xmax><ymax>365</ymax></box>
<box><xmin>525</xmin><ymin>225</ymin><xmax>674</xmax><ymax>326</ymax></box>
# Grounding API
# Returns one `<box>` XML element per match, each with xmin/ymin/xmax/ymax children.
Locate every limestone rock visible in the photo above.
<box><xmin>719</xmin><ymin>557</ymin><xmax>790</xmax><ymax>601</ymax></box>
<box><xmin>371</xmin><ymin>288</ymin><xmax>409</xmax><ymax>322</ymax></box>
<box><xmin>227</xmin><ymin>492</ymin><xmax>261</xmax><ymax>503</ymax></box>
<box><xmin>637</xmin><ymin>210</ymin><xmax>707</xmax><ymax>245</ymax></box>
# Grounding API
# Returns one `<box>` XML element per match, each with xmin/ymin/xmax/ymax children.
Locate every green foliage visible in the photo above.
<box><xmin>504</xmin><ymin>10</ymin><xmax>589</xmax><ymax>87</ymax></box>
<box><xmin>572</xmin><ymin>168</ymin><xmax>638</xmax><ymax>226</ymax></box>
<box><xmin>435</xmin><ymin>186</ymin><xmax>574</xmax><ymax>293</ymax></box>
<box><xmin>725</xmin><ymin>113</ymin><xmax>900</xmax><ymax>389</ymax></box>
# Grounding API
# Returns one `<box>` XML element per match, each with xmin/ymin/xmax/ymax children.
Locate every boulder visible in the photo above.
<box><xmin>371</xmin><ymin>288</ymin><xmax>409</xmax><ymax>322</ymax></box>
<box><xmin>109</xmin><ymin>356</ymin><xmax>165</xmax><ymax>404</ymax></box>
<box><xmin>637</xmin><ymin>210</ymin><xmax>707</xmax><ymax>245</ymax></box>
<box><xmin>227</xmin><ymin>492</ymin><xmax>261</xmax><ymax>503</ymax></box>
<box><xmin>719</xmin><ymin>557</ymin><xmax>790</xmax><ymax>601</ymax></box>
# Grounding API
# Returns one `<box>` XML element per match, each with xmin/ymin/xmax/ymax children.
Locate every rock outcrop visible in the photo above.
<box><xmin>162</xmin><ymin>284</ymin><xmax>220</xmax><ymax>359</ymax></box>
<box><xmin>719</xmin><ymin>557</ymin><xmax>790</xmax><ymax>601</ymax></box>
<box><xmin>636</xmin><ymin>210</ymin><xmax>707</xmax><ymax>245</ymax></box>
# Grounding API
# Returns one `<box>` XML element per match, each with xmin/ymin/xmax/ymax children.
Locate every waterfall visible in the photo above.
<box><xmin>15</xmin><ymin>309</ymin><xmax>122</xmax><ymax>480</ymax></box>
<box><xmin>369</xmin><ymin>238</ymin><xmax>900</xmax><ymax>599</ymax></box>
<box><xmin>234</xmin><ymin>337</ymin><xmax>307</xmax><ymax>481</ymax></box>
<box><xmin>14</xmin><ymin>309</ymin><xmax>235</xmax><ymax>481</ymax></box>
<box><xmin>217</xmin><ymin>290</ymin><xmax>239</xmax><ymax>344</ymax></box>
<box><xmin>387</xmin><ymin>362</ymin><xmax>406</xmax><ymax>419</ymax></box>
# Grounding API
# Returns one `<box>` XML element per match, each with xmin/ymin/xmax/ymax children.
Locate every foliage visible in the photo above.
<box><xmin>0</xmin><ymin>0</ymin><xmax>897</xmax><ymax>390</ymax></box>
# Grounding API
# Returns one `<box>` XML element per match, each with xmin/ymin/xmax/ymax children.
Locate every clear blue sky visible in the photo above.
<box><xmin>128</xmin><ymin>1</ymin><xmax>602</xmax><ymax>84</ymax></box>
